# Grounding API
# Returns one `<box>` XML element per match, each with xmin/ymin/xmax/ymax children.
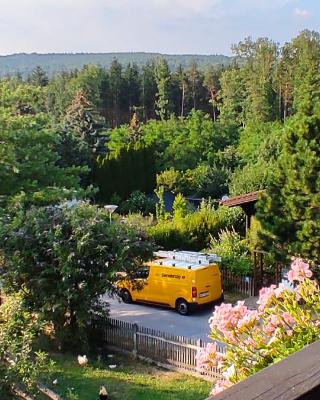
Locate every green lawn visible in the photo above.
<box><xmin>45</xmin><ymin>353</ymin><xmax>212</xmax><ymax>400</ymax></box>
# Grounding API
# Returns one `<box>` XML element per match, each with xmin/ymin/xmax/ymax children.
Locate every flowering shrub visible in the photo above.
<box><xmin>197</xmin><ymin>258</ymin><xmax>320</xmax><ymax>396</ymax></box>
<box><xmin>0</xmin><ymin>202</ymin><xmax>154</xmax><ymax>351</ymax></box>
<box><xmin>0</xmin><ymin>293</ymin><xmax>54</xmax><ymax>396</ymax></box>
<box><xmin>209</xmin><ymin>228</ymin><xmax>252</xmax><ymax>275</ymax></box>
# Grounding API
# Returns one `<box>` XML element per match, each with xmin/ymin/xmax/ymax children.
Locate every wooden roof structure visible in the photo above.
<box><xmin>220</xmin><ymin>190</ymin><xmax>265</xmax><ymax>230</ymax></box>
<box><xmin>220</xmin><ymin>190</ymin><xmax>265</xmax><ymax>208</ymax></box>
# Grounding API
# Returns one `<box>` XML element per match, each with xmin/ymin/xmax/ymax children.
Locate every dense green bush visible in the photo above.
<box><xmin>173</xmin><ymin>193</ymin><xmax>189</xmax><ymax>220</ymax></box>
<box><xmin>122</xmin><ymin>212</ymin><xmax>154</xmax><ymax>230</ymax></box>
<box><xmin>156</xmin><ymin>168</ymin><xmax>185</xmax><ymax>193</ymax></box>
<box><xmin>0</xmin><ymin>201</ymin><xmax>154</xmax><ymax>350</ymax></box>
<box><xmin>209</xmin><ymin>229</ymin><xmax>252</xmax><ymax>275</ymax></box>
<box><xmin>0</xmin><ymin>293</ymin><xmax>53</xmax><ymax>398</ymax></box>
<box><xmin>183</xmin><ymin>164</ymin><xmax>229</xmax><ymax>199</ymax></box>
<box><xmin>156</xmin><ymin>165</ymin><xmax>229</xmax><ymax>199</ymax></box>
<box><xmin>107</xmin><ymin>110</ymin><xmax>238</xmax><ymax>173</ymax></box>
<box><xmin>148</xmin><ymin>219</ymin><xmax>193</xmax><ymax>250</ymax></box>
<box><xmin>119</xmin><ymin>191</ymin><xmax>156</xmax><ymax>215</ymax></box>
<box><xmin>148</xmin><ymin>201</ymin><xmax>244</xmax><ymax>251</ymax></box>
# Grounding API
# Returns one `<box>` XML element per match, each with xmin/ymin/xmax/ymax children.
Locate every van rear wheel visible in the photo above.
<box><xmin>176</xmin><ymin>299</ymin><xmax>189</xmax><ymax>316</ymax></box>
<box><xmin>121</xmin><ymin>289</ymin><xmax>132</xmax><ymax>304</ymax></box>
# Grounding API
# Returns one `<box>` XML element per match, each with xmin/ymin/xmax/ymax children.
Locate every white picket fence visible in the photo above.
<box><xmin>103</xmin><ymin>318</ymin><xmax>224</xmax><ymax>381</ymax></box>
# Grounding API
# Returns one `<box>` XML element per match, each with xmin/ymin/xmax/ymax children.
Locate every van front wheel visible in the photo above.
<box><xmin>121</xmin><ymin>289</ymin><xmax>132</xmax><ymax>304</ymax></box>
<box><xmin>176</xmin><ymin>299</ymin><xmax>189</xmax><ymax>316</ymax></box>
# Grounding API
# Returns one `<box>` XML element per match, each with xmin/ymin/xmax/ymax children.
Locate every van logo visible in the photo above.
<box><xmin>162</xmin><ymin>273</ymin><xmax>185</xmax><ymax>279</ymax></box>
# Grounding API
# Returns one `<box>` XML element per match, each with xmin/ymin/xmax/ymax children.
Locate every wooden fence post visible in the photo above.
<box><xmin>196</xmin><ymin>339</ymin><xmax>203</xmax><ymax>375</ymax></box>
<box><xmin>196</xmin><ymin>338</ymin><xmax>203</xmax><ymax>349</ymax></box>
<box><xmin>132</xmin><ymin>323</ymin><xmax>138</xmax><ymax>358</ymax></box>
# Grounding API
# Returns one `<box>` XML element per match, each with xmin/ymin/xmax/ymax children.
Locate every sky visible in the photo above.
<box><xmin>0</xmin><ymin>0</ymin><xmax>319</xmax><ymax>56</ymax></box>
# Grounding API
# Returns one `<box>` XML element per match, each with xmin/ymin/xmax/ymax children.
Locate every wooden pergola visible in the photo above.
<box><xmin>220</xmin><ymin>190</ymin><xmax>265</xmax><ymax>232</ymax></box>
<box><xmin>220</xmin><ymin>190</ymin><xmax>283</xmax><ymax>294</ymax></box>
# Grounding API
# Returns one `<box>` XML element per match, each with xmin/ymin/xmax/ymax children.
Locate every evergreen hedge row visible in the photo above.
<box><xmin>94</xmin><ymin>145</ymin><xmax>156</xmax><ymax>202</ymax></box>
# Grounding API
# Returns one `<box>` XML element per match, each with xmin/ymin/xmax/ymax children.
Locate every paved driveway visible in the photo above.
<box><xmin>104</xmin><ymin>295</ymin><xmax>215</xmax><ymax>342</ymax></box>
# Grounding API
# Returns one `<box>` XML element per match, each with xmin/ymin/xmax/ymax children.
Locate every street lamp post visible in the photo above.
<box><xmin>104</xmin><ymin>205</ymin><xmax>118</xmax><ymax>223</ymax></box>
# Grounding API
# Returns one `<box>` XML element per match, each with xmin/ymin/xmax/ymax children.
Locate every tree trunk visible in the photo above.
<box><xmin>181</xmin><ymin>83</ymin><xmax>185</xmax><ymax>117</ymax></box>
<box><xmin>193</xmin><ymin>82</ymin><xmax>196</xmax><ymax>109</ymax></box>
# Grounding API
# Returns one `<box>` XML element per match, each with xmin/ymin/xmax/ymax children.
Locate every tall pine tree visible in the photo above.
<box><xmin>154</xmin><ymin>58</ymin><xmax>172</xmax><ymax>120</ymax></box>
<box><xmin>257</xmin><ymin>108</ymin><xmax>320</xmax><ymax>265</ymax></box>
<box><xmin>64</xmin><ymin>89</ymin><xmax>106</xmax><ymax>153</ymax></box>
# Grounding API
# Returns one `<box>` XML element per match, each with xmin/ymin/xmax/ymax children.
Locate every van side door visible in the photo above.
<box><xmin>133</xmin><ymin>266</ymin><xmax>150</xmax><ymax>302</ymax></box>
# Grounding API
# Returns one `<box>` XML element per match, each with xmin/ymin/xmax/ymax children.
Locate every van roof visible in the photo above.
<box><xmin>152</xmin><ymin>250</ymin><xmax>221</xmax><ymax>268</ymax></box>
<box><xmin>150</xmin><ymin>258</ymin><xmax>217</xmax><ymax>270</ymax></box>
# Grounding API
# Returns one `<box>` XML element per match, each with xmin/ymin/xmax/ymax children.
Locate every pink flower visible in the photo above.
<box><xmin>274</xmin><ymin>283</ymin><xmax>288</xmax><ymax>298</ymax></box>
<box><xmin>237</xmin><ymin>310</ymin><xmax>259</xmax><ymax>330</ymax></box>
<box><xmin>282</xmin><ymin>312</ymin><xmax>295</xmax><ymax>326</ymax></box>
<box><xmin>196</xmin><ymin>342</ymin><xmax>224</xmax><ymax>371</ymax></box>
<box><xmin>265</xmin><ymin>312</ymin><xmax>295</xmax><ymax>334</ymax></box>
<box><xmin>257</xmin><ymin>285</ymin><xmax>276</xmax><ymax>310</ymax></box>
<box><xmin>288</xmin><ymin>258</ymin><xmax>312</xmax><ymax>283</ymax></box>
<box><xmin>265</xmin><ymin>314</ymin><xmax>281</xmax><ymax>334</ymax></box>
<box><xmin>209</xmin><ymin>301</ymin><xmax>250</xmax><ymax>343</ymax></box>
<box><xmin>242</xmin><ymin>336</ymin><xmax>258</xmax><ymax>349</ymax></box>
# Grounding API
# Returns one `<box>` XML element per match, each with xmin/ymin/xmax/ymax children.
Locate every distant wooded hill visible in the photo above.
<box><xmin>0</xmin><ymin>52</ymin><xmax>233</xmax><ymax>77</ymax></box>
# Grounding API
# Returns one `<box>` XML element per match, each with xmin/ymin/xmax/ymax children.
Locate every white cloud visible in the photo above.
<box><xmin>294</xmin><ymin>8</ymin><xmax>312</xmax><ymax>18</ymax></box>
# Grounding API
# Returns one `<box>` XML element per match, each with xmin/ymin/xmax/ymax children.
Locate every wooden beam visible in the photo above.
<box><xmin>206</xmin><ymin>341</ymin><xmax>320</xmax><ymax>400</ymax></box>
<box><xmin>12</xmin><ymin>386</ymin><xmax>35</xmax><ymax>400</ymax></box>
<box><xmin>38</xmin><ymin>383</ymin><xmax>64</xmax><ymax>400</ymax></box>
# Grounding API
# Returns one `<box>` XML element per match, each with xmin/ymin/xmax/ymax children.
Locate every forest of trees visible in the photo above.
<box><xmin>0</xmin><ymin>52</ymin><xmax>232</xmax><ymax>79</ymax></box>
<box><xmin>1</xmin><ymin>29</ymin><xmax>320</xmax><ymax>396</ymax></box>
<box><xmin>0</xmin><ymin>29</ymin><xmax>319</xmax><ymax>260</ymax></box>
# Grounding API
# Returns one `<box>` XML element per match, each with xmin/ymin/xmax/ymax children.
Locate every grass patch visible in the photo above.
<box><xmin>44</xmin><ymin>353</ymin><xmax>211</xmax><ymax>400</ymax></box>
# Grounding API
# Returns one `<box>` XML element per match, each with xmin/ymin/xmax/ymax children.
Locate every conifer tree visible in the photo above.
<box><xmin>154</xmin><ymin>58</ymin><xmax>172</xmax><ymax>120</ymax></box>
<box><xmin>123</xmin><ymin>63</ymin><xmax>141</xmax><ymax>121</ymax></box>
<box><xmin>64</xmin><ymin>89</ymin><xmax>106</xmax><ymax>154</ymax></box>
<box><xmin>187</xmin><ymin>61</ymin><xmax>202</xmax><ymax>110</ymax></box>
<box><xmin>290</xmin><ymin>30</ymin><xmax>320</xmax><ymax>115</ymax></box>
<box><xmin>219</xmin><ymin>66</ymin><xmax>246</xmax><ymax>126</ymax></box>
<box><xmin>204</xmin><ymin>65</ymin><xmax>222</xmax><ymax>121</ymax></box>
<box><xmin>29</xmin><ymin>65</ymin><xmax>49</xmax><ymax>87</ymax></box>
<box><xmin>140</xmin><ymin>62</ymin><xmax>157</xmax><ymax>121</ymax></box>
<box><xmin>274</xmin><ymin>43</ymin><xmax>295</xmax><ymax>119</ymax></box>
<box><xmin>257</xmin><ymin>109</ymin><xmax>320</xmax><ymax>265</ymax></box>
<box><xmin>174</xmin><ymin>64</ymin><xmax>189</xmax><ymax>117</ymax></box>
<box><xmin>109</xmin><ymin>58</ymin><xmax>124</xmax><ymax>127</ymax></box>
<box><xmin>234</xmin><ymin>37</ymin><xmax>278</xmax><ymax>123</ymax></box>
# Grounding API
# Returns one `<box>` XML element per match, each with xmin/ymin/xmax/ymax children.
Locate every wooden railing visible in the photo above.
<box><xmin>206</xmin><ymin>341</ymin><xmax>320</xmax><ymax>400</ymax></box>
<box><xmin>103</xmin><ymin>317</ymin><xmax>224</xmax><ymax>381</ymax></box>
<box><xmin>221</xmin><ymin>269</ymin><xmax>254</xmax><ymax>296</ymax></box>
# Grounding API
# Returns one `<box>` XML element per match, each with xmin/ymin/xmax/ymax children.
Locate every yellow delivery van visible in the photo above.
<box><xmin>117</xmin><ymin>250</ymin><xmax>223</xmax><ymax>315</ymax></box>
